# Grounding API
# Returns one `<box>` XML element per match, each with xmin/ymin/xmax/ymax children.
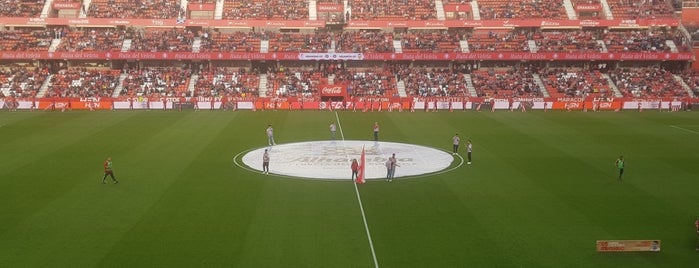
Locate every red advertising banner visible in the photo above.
<box><xmin>443</xmin><ymin>4</ymin><xmax>472</xmax><ymax>12</ymax></box>
<box><xmin>53</xmin><ymin>2</ymin><xmax>81</xmax><ymax>9</ymax></box>
<box><xmin>0</xmin><ymin>17</ymin><xmax>327</xmax><ymax>28</ymax></box>
<box><xmin>0</xmin><ymin>51</ymin><xmax>693</xmax><ymax>61</ymax></box>
<box><xmin>576</xmin><ymin>4</ymin><xmax>602</xmax><ymax>11</ymax></box>
<box><xmin>346</xmin><ymin>18</ymin><xmax>680</xmax><ymax>28</ymax></box>
<box><xmin>317</xmin><ymin>4</ymin><xmax>343</xmax><ymax>12</ymax></box>
<box><xmin>0</xmin><ymin>17</ymin><xmax>679</xmax><ymax>28</ymax></box>
<box><xmin>188</xmin><ymin>3</ymin><xmax>216</xmax><ymax>11</ymax></box>
<box><xmin>319</xmin><ymin>84</ymin><xmax>347</xmax><ymax>97</ymax></box>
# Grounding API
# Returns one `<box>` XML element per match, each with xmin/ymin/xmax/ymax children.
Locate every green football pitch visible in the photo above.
<box><xmin>0</xmin><ymin>110</ymin><xmax>698</xmax><ymax>267</ymax></box>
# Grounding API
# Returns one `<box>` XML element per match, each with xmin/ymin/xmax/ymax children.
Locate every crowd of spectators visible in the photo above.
<box><xmin>398</xmin><ymin>31</ymin><xmax>464</xmax><ymax>53</ymax></box>
<box><xmin>0</xmin><ymin>65</ymin><xmax>50</xmax><ymax>98</ymax></box>
<box><xmin>539</xmin><ymin>68</ymin><xmax>611</xmax><ymax>98</ymax></box>
<box><xmin>267</xmin><ymin>32</ymin><xmax>333</xmax><ymax>53</ymax></box>
<box><xmin>335</xmin><ymin>31</ymin><xmax>394</xmax><ymax>53</ymax></box>
<box><xmin>471</xmin><ymin>67</ymin><xmax>542</xmax><ymax>98</ymax></box>
<box><xmin>679</xmin><ymin>69</ymin><xmax>699</xmax><ymax>97</ymax></box>
<box><xmin>334</xmin><ymin>67</ymin><xmax>396</xmax><ymax>97</ymax></box>
<box><xmin>478</xmin><ymin>0</ymin><xmax>566</xmax><ymax>20</ymax></box>
<box><xmin>467</xmin><ymin>30</ymin><xmax>530</xmax><ymax>52</ymax></box>
<box><xmin>88</xmin><ymin>0</ymin><xmax>183</xmax><ymax>19</ymax></box>
<box><xmin>120</xmin><ymin>67</ymin><xmax>192</xmax><ymax>97</ymax></box>
<box><xmin>348</xmin><ymin>0</ymin><xmax>435</xmax><ymax>20</ymax></box>
<box><xmin>197</xmin><ymin>30</ymin><xmax>262</xmax><ymax>52</ymax></box>
<box><xmin>55</xmin><ymin>28</ymin><xmax>125</xmax><ymax>52</ymax></box>
<box><xmin>398</xmin><ymin>67</ymin><xmax>468</xmax><ymax>97</ymax></box>
<box><xmin>603</xmin><ymin>28</ymin><xmax>689</xmax><ymax>52</ymax></box>
<box><xmin>608</xmin><ymin>0</ymin><xmax>675</xmax><ymax>19</ymax></box>
<box><xmin>194</xmin><ymin>67</ymin><xmax>260</xmax><ymax>97</ymax></box>
<box><xmin>129</xmin><ymin>28</ymin><xmax>195</xmax><ymax>52</ymax></box>
<box><xmin>222</xmin><ymin>0</ymin><xmax>308</xmax><ymax>20</ymax></box>
<box><xmin>608</xmin><ymin>67</ymin><xmax>686</xmax><ymax>97</ymax></box>
<box><xmin>46</xmin><ymin>68</ymin><xmax>121</xmax><ymax>97</ymax></box>
<box><xmin>266</xmin><ymin>67</ymin><xmax>322</xmax><ymax>97</ymax></box>
<box><xmin>0</xmin><ymin>0</ymin><xmax>44</xmax><ymax>17</ymax></box>
<box><xmin>0</xmin><ymin>29</ymin><xmax>54</xmax><ymax>51</ymax></box>
<box><xmin>534</xmin><ymin>30</ymin><xmax>604</xmax><ymax>52</ymax></box>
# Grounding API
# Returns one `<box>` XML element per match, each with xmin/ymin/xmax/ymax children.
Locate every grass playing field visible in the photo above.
<box><xmin>0</xmin><ymin>109</ymin><xmax>698</xmax><ymax>267</ymax></box>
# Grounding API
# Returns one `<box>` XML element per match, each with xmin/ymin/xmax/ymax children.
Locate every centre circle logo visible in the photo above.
<box><xmin>239</xmin><ymin>140</ymin><xmax>456</xmax><ymax>180</ymax></box>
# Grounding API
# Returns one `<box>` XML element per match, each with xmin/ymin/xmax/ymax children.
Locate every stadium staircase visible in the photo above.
<box><xmin>343</xmin><ymin>0</ymin><xmax>351</xmax><ymax>20</ymax></box>
<box><xmin>329</xmin><ymin>40</ymin><xmax>336</xmax><ymax>53</ymax></box>
<box><xmin>393</xmin><ymin>40</ymin><xmax>403</xmax><ymax>53</ymax></box>
<box><xmin>463</xmin><ymin>74</ymin><xmax>478</xmax><ymax>97</ymax></box>
<box><xmin>260</xmin><ymin>40</ymin><xmax>269</xmax><ymax>53</ymax></box>
<box><xmin>79</xmin><ymin>0</ymin><xmax>91</xmax><ymax>18</ymax></box>
<box><xmin>309</xmin><ymin>0</ymin><xmax>317</xmax><ymax>20</ymax></box>
<box><xmin>435</xmin><ymin>0</ymin><xmax>446</xmax><ymax>20</ymax></box>
<box><xmin>597</xmin><ymin>40</ymin><xmax>608</xmax><ymax>52</ymax></box>
<box><xmin>121</xmin><ymin>39</ymin><xmax>132</xmax><ymax>52</ymax></box>
<box><xmin>563</xmin><ymin>0</ymin><xmax>577</xmax><ymax>19</ymax></box>
<box><xmin>396</xmin><ymin>80</ymin><xmax>408</xmax><ymax>98</ymax></box>
<box><xmin>111</xmin><ymin>73</ymin><xmax>128</xmax><ymax>97</ymax></box>
<box><xmin>470</xmin><ymin>1</ymin><xmax>481</xmax><ymax>20</ymax></box>
<box><xmin>48</xmin><ymin>39</ymin><xmax>62</xmax><ymax>52</ymax></box>
<box><xmin>35</xmin><ymin>74</ymin><xmax>53</xmax><ymax>98</ymax></box>
<box><xmin>600</xmin><ymin>0</ymin><xmax>614</xmax><ymax>19</ymax></box>
<box><xmin>258</xmin><ymin>74</ymin><xmax>268</xmax><ymax>97</ymax></box>
<box><xmin>673</xmin><ymin>74</ymin><xmax>696</xmax><ymax>97</ymax></box>
<box><xmin>180</xmin><ymin>0</ymin><xmax>188</xmax><ymax>15</ymax></box>
<box><xmin>40</xmin><ymin>0</ymin><xmax>52</xmax><ymax>18</ymax></box>
<box><xmin>214</xmin><ymin>0</ymin><xmax>224</xmax><ymax>19</ymax></box>
<box><xmin>459</xmin><ymin>40</ymin><xmax>470</xmax><ymax>52</ymax></box>
<box><xmin>527</xmin><ymin>40</ymin><xmax>538</xmax><ymax>53</ymax></box>
<box><xmin>328</xmin><ymin>74</ymin><xmax>335</xmax><ymax>84</ymax></box>
<box><xmin>187</xmin><ymin>74</ymin><xmax>199</xmax><ymax>96</ymax></box>
<box><xmin>532</xmin><ymin>74</ymin><xmax>550</xmax><ymax>97</ymax></box>
<box><xmin>192</xmin><ymin>38</ymin><xmax>202</xmax><ymax>53</ymax></box>
<box><xmin>665</xmin><ymin>40</ymin><xmax>679</xmax><ymax>53</ymax></box>
<box><xmin>601</xmin><ymin>73</ymin><xmax>624</xmax><ymax>97</ymax></box>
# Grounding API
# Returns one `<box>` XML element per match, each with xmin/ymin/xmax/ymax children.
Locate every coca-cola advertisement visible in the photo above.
<box><xmin>319</xmin><ymin>84</ymin><xmax>347</xmax><ymax>98</ymax></box>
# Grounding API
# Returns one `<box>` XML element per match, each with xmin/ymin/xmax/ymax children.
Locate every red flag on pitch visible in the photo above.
<box><xmin>356</xmin><ymin>146</ymin><xmax>366</xmax><ymax>184</ymax></box>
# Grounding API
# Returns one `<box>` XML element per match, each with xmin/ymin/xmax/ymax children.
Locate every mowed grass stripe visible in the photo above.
<box><xmin>0</xmin><ymin>111</ymin><xmax>225</xmax><ymax>267</ymax></box>
<box><xmin>0</xmin><ymin>112</ymin><xmax>140</xmax><ymax>236</ymax></box>
<box><xmin>98</xmin><ymin>111</ymin><xmax>373</xmax><ymax>267</ymax></box>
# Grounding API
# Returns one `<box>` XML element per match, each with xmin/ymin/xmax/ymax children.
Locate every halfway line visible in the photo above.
<box><xmin>670</xmin><ymin>125</ymin><xmax>699</xmax><ymax>135</ymax></box>
<box><xmin>335</xmin><ymin>111</ymin><xmax>380</xmax><ymax>268</ymax></box>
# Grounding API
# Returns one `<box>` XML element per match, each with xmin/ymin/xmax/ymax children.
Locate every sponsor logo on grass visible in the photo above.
<box><xmin>241</xmin><ymin>140</ymin><xmax>454</xmax><ymax>180</ymax></box>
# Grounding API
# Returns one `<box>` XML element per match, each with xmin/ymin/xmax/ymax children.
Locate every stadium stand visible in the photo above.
<box><xmin>0</xmin><ymin>65</ymin><xmax>50</xmax><ymax>98</ymax></box>
<box><xmin>609</xmin><ymin>67</ymin><xmax>687</xmax><ymax>97</ymax></box>
<box><xmin>119</xmin><ymin>67</ymin><xmax>192</xmax><ymax>97</ymax></box>
<box><xmin>471</xmin><ymin>67</ymin><xmax>542</xmax><ymax>98</ymax></box>
<box><xmin>46</xmin><ymin>68</ymin><xmax>121</xmax><ymax>97</ymax></box>
<box><xmin>477</xmin><ymin>0</ymin><xmax>566</xmax><ymax>19</ymax></box>
<box><xmin>0</xmin><ymin>0</ymin><xmax>44</xmax><ymax>17</ymax></box>
<box><xmin>194</xmin><ymin>67</ymin><xmax>261</xmax><ymax>97</ymax></box>
<box><xmin>88</xmin><ymin>0</ymin><xmax>183</xmax><ymax>19</ymax></box>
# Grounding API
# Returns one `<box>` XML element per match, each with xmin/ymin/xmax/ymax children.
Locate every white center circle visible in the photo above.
<box><xmin>240</xmin><ymin>140</ymin><xmax>455</xmax><ymax>180</ymax></box>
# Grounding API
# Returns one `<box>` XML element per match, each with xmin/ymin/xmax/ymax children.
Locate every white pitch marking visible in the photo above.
<box><xmin>670</xmin><ymin>125</ymin><xmax>699</xmax><ymax>135</ymax></box>
<box><xmin>335</xmin><ymin>111</ymin><xmax>380</xmax><ymax>268</ymax></box>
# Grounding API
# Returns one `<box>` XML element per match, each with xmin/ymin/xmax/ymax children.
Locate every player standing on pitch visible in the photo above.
<box><xmin>262</xmin><ymin>149</ymin><xmax>270</xmax><ymax>174</ymax></box>
<box><xmin>102</xmin><ymin>157</ymin><xmax>119</xmax><ymax>184</ymax></box>
<box><xmin>373</xmin><ymin>122</ymin><xmax>380</xmax><ymax>141</ymax></box>
<box><xmin>330</xmin><ymin>122</ymin><xmax>337</xmax><ymax>140</ymax></box>
<box><xmin>615</xmin><ymin>155</ymin><xmax>624</xmax><ymax>180</ymax></box>
<box><xmin>466</xmin><ymin>140</ymin><xmax>473</xmax><ymax>165</ymax></box>
<box><xmin>266</xmin><ymin>124</ymin><xmax>276</xmax><ymax>146</ymax></box>
<box><xmin>452</xmin><ymin>133</ymin><xmax>460</xmax><ymax>155</ymax></box>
